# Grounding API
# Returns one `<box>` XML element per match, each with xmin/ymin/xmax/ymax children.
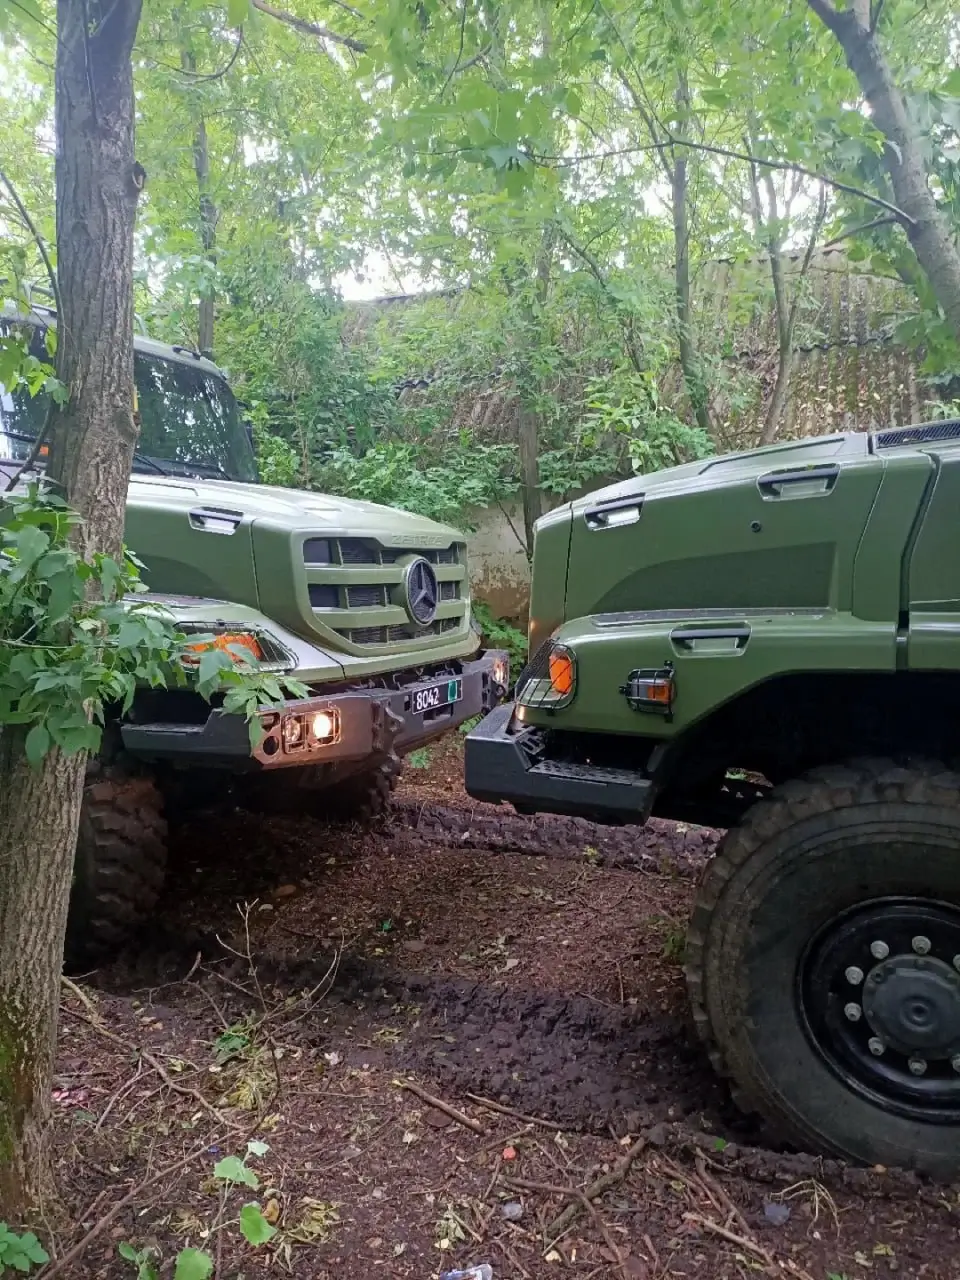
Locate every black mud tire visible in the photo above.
<box><xmin>65</xmin><ymin>772</ymin><xmax>168</xmax><ymax>970</ymax></box>
<box><xmin>685</xmin><ymin>757</ymin><xmax>960</xmax><ymax>1178</ymax></box>
<box><xmin>318</xmin><ymin>751</ymin><xmax>403</xmax><ymax>824</ymax></box>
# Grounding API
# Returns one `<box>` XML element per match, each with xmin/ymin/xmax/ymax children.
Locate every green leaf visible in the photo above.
<box><xmin>213</xmin><ymin>1155</ymin><xmax>260</xmax><ymax>1189</ymax></box>
<box><xmin>24</xmin><ymin>724</ymin><xmax>50</xmax><ymax>768</ymax></box>
<box><xmin>173</xmin><ymin>1248</ymin><xmax>213</xmax><ymax>1280</ymax></box>
<box><xmin>227</xmin><ymin>0</ymin><xmax>250</xmax><ymax>24</ymax></box>
<box><xmin>246</xmin><ymin>1139</ymin><xmax>269</xmax><ymax>1157</ymax></box>
<box><xmin>118</xmin><ymin>1243</ymin><xmax>138</xmax><ymax>1262</ymax></box>
<box><xmin>239</xmin><ymin>1202</ymin><xmax>277</xmax><ymax>1245</ymax></box>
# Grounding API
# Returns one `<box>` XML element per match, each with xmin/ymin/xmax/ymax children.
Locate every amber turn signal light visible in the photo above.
<box><xmin>186</xmin><ymin>631</ymin><xmax>264</xmax><ymax>663</ymax></box>
<box><xmin>548</xmin><ymin>648</ymin><xmax>576</xmax><ymax>699</ymax></box>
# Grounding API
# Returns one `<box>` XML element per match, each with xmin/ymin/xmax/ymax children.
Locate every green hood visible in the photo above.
<box><xmin>125</xmin><ymin>475</ymin><xmax>471</xmax><ymax>662</ymax></box>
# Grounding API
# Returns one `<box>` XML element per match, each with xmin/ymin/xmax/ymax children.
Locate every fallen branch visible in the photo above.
<box><xmin>504</xmin><ymin>1175</ymin><xmax>626</xmax><ymax>1278</ymax></box>
<box><xmin>39</xmin><ymin>1143</ymin><xmax>211</xmax><ymax>1279</ymax></box>
<box><xmin>61</xmin><ymin>978</ymin><xmax>238</xmax><ymax>1131</ymax></box>
<box><xmin>547</xmin><ymin>1136</ymin><xmax>647</xmax><ymax>1238</ymax></box>
<box><xmin>465</xmin><ymin>1092</ymin><xmax>566</xmax><ymax>1131</ymax></box>
<box><xmin>683</xmin><ymin>1213</ymin><xmax>776</xmax><ymax>1271</ymax></box>
<box><xmin>398</xmin><ymin>1079</ymin><xmax>485</xmax><ymax>1135</ymax></box>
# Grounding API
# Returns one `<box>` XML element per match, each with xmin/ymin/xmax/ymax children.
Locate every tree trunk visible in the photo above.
<box><xmin>671</xmin><ymin>74</ymin><xmax>714</xmax><ymax>441</ymax></box>
<box><xmin>193</xmin><ymin>116</ymin><xmax>217</xmax><ymax>356</ymax></box>
<box><xmin>0</xmin><ymin>732</ymin><xmax>85</xmax><ymax>1216</ymax></box>
<box><xmin>807</xmin><ymin>0</ymin><xmax>960</xmax><ymax>340</ymax></box>
<box><xmin>0</xmin><ymin>0</ymin><xmax>143</xmax><ymax>1219</ymax></box>
<box><xmin>517</xmin><ymin>227</ymin><xmax>555</xmax><ymax>559</ymax></box>
<box><xmin>182</xmin><ymin>50</ymin><xmax>217</xmax><ymax>356</ymax></box>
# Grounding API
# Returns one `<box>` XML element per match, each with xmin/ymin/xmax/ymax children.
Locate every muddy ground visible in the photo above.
<box><xmin>47</xmin><ymin>737</ymin><xmax>960</xmax><ymax>1279</ymax></box>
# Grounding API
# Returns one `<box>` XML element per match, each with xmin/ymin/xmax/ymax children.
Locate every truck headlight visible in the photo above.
<box><xmin>491</xmin><ymin>653</ymin><xmax>510</xmax><ymax>690</ymax></box>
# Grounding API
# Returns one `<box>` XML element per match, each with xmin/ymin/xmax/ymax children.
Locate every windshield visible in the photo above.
<box><xmin>0</xmin><ymin>322</ymin><xmax>258</xmax><ymax>484</ymax></box>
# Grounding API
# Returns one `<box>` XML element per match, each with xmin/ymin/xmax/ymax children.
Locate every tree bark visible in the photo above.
<box><xmin>182</xmin><ymin>49</ymin><xmax>217</xmax><ymax>356</ymax></box>
<box><xmin>671</xmin><ymin>73</ymin><xmax>714</xmax><ymax>441</ymax></box>
<box><xmin>517</xmin><ymin>229</ymin><xmax>554</xmax><ymax>559</ymax></box>
<box><xmin>807</xmin><ymin>0</ymin><xmax>960</xmax><ymax>340</ymax></box>
<box><xmin>194</xmin><ymin>115</ymin><xmax>217</xmax><ymax>356</ymax></box>
<box><xmin>0</xmin><ymin>0</ymin><xmax>143</xmax><ymax>1219</ymax></box>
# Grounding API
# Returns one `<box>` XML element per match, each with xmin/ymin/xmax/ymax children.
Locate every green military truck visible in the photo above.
<box><xmin>466</xmin><ymin>423</ymin><xmax>960</xmax><ymax>1176</ymax></box>
<box><xmin>1</xmin><ymin>307</ymin><xmax>509</xmax><ymax>961</ymax></box>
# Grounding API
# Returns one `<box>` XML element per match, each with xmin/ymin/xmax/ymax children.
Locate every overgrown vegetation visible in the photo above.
<box><xmin>0</xmin><ymin>487</ymin><xmax>306</xmax><ymax>762</ymax></box>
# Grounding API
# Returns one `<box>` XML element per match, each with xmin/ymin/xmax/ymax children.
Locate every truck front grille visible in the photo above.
<box><xmin>301</xmin><ymin>536</ymin><xmax>468</xmax><ymax>650</ymax></box>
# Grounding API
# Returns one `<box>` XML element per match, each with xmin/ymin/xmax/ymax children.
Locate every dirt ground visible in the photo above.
<box><xmin>46</xmin><ymin>736</ymin><xmax>960</xmax><ymax>1279</ymax></box>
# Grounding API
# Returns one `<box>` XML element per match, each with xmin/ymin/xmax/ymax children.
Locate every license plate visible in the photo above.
<box><xmin>411</xmin><ymin>677</ymin><xmax>462</xmax><ymax>715</ymax></box>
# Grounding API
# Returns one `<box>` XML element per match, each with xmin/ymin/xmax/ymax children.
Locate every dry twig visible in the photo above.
<box><xmin>398</xmin><ymin>1079</ymin><xmax>485</xmax><ymax>1134</ymax></box>
<box><xmin>547</xmin><ymin>1136</ymin><xmax>647</xmax><ymax>1238</ymax></box>
<box><xmin>465</xmin><ymin>1092</ymin><xmax>566</xmax><ymax>1130</ymax></box>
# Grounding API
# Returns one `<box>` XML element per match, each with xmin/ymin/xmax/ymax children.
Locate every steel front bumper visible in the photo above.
<box><xmin>121</xmin><ymin>651</ymin><xmax>509</xmax><ymax>771</ymax></box>
<box><xmin>464</xmin><ymin>701</ymin><xmax>655</xmax><ymax>823</ymax></box>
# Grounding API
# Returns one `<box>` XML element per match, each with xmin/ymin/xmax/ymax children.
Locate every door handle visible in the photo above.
<box><xmin>757</xmin><ymin>464</ymin><xmax>839</xmax><ymax>498</ymax></box>
<box><xmin>584</xmin><ymin>496</ymin><xmax>643</xmax><ymax>530</ymax></box>
<box><xmin>671</xmin><ymin>625</ymin><xmax>750</xmax><ymax>653</ymax></box>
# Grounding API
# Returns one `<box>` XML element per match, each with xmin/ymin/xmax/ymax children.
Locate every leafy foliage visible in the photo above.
<box><xmin>0</xmin><ymin>1223</ymin><xmax>48</xmax><ymax>1275</ymax></box>
<box><xmin>119</xmin><ymin>1141</ymin><xmax>275</xmax><ymax>1280</ymax></box>
<box><xmin>0</xmin><ymin>488</ymin><xmax>306</xmax><ymax>761</ymax></box>
<box><xmin>471</xmin><ymin>602</ymin><xmax>527</xmax><ymax>681</ymax></box>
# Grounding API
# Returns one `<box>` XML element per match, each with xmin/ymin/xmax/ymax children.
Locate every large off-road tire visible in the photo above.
<box><xmin>65</xmin><ymin>771</ymin><xmax>168</xmax><ymax>970</ymax></box>
<box><xmin>319</xmin><ymin>751</ymin><xmax>403</xmax><ymax>824</ymax></box>
<box><xmin>242</xmin><ymin>750</ymin><xmax>403</xmax><ymax>826</ymax></box>
<box><xmin>686</xmin><ymin>758</ymin><xmax>960</xmax><ymax>1178</ymax></box>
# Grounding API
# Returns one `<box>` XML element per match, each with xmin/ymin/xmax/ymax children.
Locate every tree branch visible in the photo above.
<box><xmin>536</xmin><ymin>137</ymin><xmax>915</xmax><ymax>226</ymax></box>
<box><xmin>249</xmin><ymin>0</ymin><xmax>367</xmax><ymax>52</ymax></box>
<box><xmin>0</xmin><ymin>170</ymin><xmax>61</xmax><ymax>317</ymax></box>
<box><xmin>823</xmin><ymin>213</ymin><xmax>897</xmax><ymax>246</ymax></box>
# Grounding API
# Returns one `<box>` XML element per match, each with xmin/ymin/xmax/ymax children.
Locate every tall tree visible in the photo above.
<box><xmin>807</xmin><ymin>0</ymin><xmax>960</xmax><ymax>341</ymax></box>
<box><xmin>0</xmin><ymin>0</ymin><xmax>144</xmax><ymax>1217</ymax></box>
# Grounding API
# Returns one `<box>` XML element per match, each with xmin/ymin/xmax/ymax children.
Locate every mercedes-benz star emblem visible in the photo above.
<box><xmin>404</xmin><ymin>557</ymin><xmax>439</xmax><ymax>626</ymax></box>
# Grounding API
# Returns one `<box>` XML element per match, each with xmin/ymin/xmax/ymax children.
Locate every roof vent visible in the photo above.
<box><xmin>874</xmin><ymin>419</ymin><xmax>960</xmax><ymax>449</ymax></box>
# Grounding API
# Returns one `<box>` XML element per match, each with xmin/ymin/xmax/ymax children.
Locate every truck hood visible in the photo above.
<box><xmin>565</xmin><ymin>432</ymin><xmax>870</xmax><ymax>519</ymax></box>
<box><xmin>128</xmin><ymin>474</ymin><xmax>463</xmax><ymax>541</ymax></box>
<box><xmin>558</xmin><ymin>430</ymin><xmax>884</xmax><ymax>624</ymax></box>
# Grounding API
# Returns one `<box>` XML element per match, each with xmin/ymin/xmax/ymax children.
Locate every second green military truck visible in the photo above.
<box><xmin>1</xmin><ymin>307</ymin><xmax>508</xmax><ymax>963</ymax></box>
<box><xmin>466</xmin><ymin>421</ymin><xmax>960</xmax><ymax>1176</ymax></box>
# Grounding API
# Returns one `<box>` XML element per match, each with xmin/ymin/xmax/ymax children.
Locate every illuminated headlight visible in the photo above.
<box><xmin>312</xmin><ymin>710</ymin><xmax>337</xmax><ymax>741</ymax></box>
<box><xmin>491</xmin><ymin>653</ymin><xmax>510</xmax><ymax>690</ymax></box>
<box><xmin>277</xmin><ymin>707</ymin><xmax>341</xmax><ymax>753</ymax></box>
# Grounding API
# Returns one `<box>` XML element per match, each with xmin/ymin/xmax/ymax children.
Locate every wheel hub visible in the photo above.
<box><xmin>862</xmin><ymin>956</ymin><xmax>960</xmax><ymax>1058</ymax></box>
<box><xmin>800</xmin><ymin>898</ymin><xmax>960</xmax><ymax>1120</ymax></box>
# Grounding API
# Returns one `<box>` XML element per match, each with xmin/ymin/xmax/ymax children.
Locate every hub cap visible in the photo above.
<box><xmin>800</xmin><ymin>899</ymin><xmax>960</xmax><ymax>1120</ymax></box>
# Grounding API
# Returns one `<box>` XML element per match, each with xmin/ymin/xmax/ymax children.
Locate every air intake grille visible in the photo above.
<box><xmin>338</xmin><ymin>618</ymin><xmax>459</xmax><ymax>645</ymax></box>
<box><xmin>346</xmin><ymin>584</ymin><xmax>388</xmax><ymax>608</ymax></box>
<box><xmin>874</xmin><ymin>419</ymin><xmax>960</xmax><ymax>449</ymax></box>
<box><xmin>301</xmin><ymin>538</ymin><xmax>467</xmax><ymax>648</ymax></box>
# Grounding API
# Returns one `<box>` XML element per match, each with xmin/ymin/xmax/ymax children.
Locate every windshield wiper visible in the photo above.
<box><xmin>132</xmin><ymin>451</ymin><xmax>173</xmax><ymax>477</ymax></box>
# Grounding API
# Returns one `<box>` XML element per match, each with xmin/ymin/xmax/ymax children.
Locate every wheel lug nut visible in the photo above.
<box><xmin>912</xmin><ymin>936</ymin><xmax>932</xmax><ymax>955</ymax></box>
<box><xmin>845</xmin><ymin>966</ymin><xmax>864</xmax><ymax>986</ymax></box>
<box><xmin>908</xmin><ymin>1057</ymin><xmax>927</xmax><ymax>1076</ymax></box>
<box><xmin>952</xmin><ymin>1055</ymin><xmax>960</xmax><ymax>1074</ymax></box>
<box><xmin>868</xmin><ymin>1037</ymin><xmax>885</xmax><ymax>1056</ymax></box>
<box><xmin>953</xmin><ymin>955</ymin><xmax>960</xmax><ymax>973</ymax></box>
<box><xmin>844</xmin><ymin>1002</ymin><xmax>862</xmax><ymax>1022</ymax></box>
<box><xmin>870</xmin><ymin>941</ymin><xmax>890</xmax><ymax>960</ymax></box>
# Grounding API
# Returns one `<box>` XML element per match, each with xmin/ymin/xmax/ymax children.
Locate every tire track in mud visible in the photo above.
<box><xmin>98</xmin><ymin>936</ymin><xmax>747</xmax><ymax>1142</ymax></box>
<box><xmin>97</xmin><ymin>797</ymin><xmax>734</xmax><ymax>1140</ymax></box>
<box><xmin>385</xmin><ymin>798</ymin><xmax>719</xmax><ymax>872</ymax></box>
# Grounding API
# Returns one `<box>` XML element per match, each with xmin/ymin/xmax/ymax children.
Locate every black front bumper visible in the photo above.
<box><xmin>464</xmin><ymin>702</ymin><xmax>655</xmax><ymax>823</ymax></box>
<box><xmin>121</xmin><ymin>651</ymin><xmax>508</xmax><ymax>771</ymax></box>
